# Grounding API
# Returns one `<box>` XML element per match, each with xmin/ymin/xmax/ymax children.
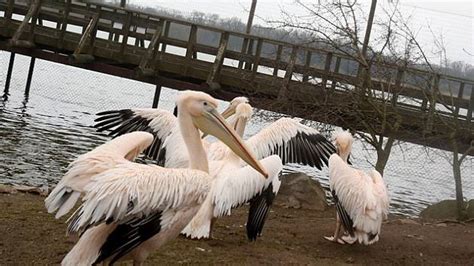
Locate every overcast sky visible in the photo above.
<box><xmin>130</xmin><ymin>0</ymin><xmax>473</xmax><ymax>65</ymax></box>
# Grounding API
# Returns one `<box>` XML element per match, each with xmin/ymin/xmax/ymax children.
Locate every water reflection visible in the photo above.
<box><xmin>0</xmin><ymin>52</ymin><xmax>472</xmax><ymax>217</ymax></box>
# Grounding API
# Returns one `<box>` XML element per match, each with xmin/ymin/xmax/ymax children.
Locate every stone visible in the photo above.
<box><xmin>274</xmin><ymin>173</ymin><xmax>328</xmax><ymax>211</ymax></box>
<box><xmin>420</xmin><ymin>199</ymin><xmax>474</xmax><ymax>220</ymax></box>
<box><xmin>0</xmin><ymin>184</ymin><xmax>17</xmax><ymax>194</ymax></box>
<box><xmin>12</xmin><ymin>185</ymin><xmax>49</xmax><ymax>196</ymax></box>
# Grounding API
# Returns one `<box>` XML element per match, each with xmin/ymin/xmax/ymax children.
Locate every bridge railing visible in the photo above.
<box><xmin>0</xmin><ymin>0</ymin><xmax>473</xmax><ymax>126</ymax></box>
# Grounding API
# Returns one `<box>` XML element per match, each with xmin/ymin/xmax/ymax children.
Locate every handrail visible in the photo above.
<box><xmin>0</xmin><ymin>0</ymin><xmax>472</xmax><ymax>125</ymax></box>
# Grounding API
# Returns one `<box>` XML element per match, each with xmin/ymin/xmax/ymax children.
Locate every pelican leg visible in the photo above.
<box><xmin>209</xmin><ymin>217</ymin><xmax>217</xmax><ymax>239</ymax></box>
<box><xmin>324</xmin><ymin>211</ymin><xmax>345</xmax><ymax>244</ymax></box>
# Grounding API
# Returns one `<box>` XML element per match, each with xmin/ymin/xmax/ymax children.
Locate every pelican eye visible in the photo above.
<box><xmin>203</xmin><ymin>102</ymin><xmax>208</xmax><ymax>106</ymax></box>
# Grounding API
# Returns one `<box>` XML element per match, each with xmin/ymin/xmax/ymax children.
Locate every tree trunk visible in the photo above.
<box><xmin>450</xmin><ymin>136</ymin><xmax>466</xmax><ymax>220</ymax></box>
<box><xmin>374</xmin><ymin>136</ymin><xmax>395</xmax><ymax>176</ymax></box>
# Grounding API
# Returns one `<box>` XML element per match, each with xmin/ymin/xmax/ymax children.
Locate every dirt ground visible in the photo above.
<box><xmin>1</xmin><ymin>192</ymin><xmax>473</xmax><ymax>265</ymax></box>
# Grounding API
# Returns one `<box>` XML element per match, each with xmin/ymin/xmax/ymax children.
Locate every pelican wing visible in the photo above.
<box><xmin>329</xmin><ymin>154</ymin><xmax>387</xmax><ymax>244</ymax></box>
<box><xmin>45</xmin><ymin>132</ymin><xmax>154</xmax><ymax>218</ymax></box>
<box><xmin>215</xmin><ymin>156</ymin><xmax>282</xmax><ymax>241</ymax></box>
<box><xmin>246</xmin><ymin>118</ymin><xmax>335</xmax><ymax>169</ymax></box>
<box><xmin>94</xmin><ymin>108</ymin><xmax>177</xmax><ymax>162</ymax></box>
<box><xmin>247</xmin><ymin>180</ymin><xmax>278</xmax><ymax>241</ymax></box>
<box><xmin>67</xmin><ymin>163</ymin><xmax>210</xmax><ymax>233</ymax></box>
<box><xmin>370</xmin><ymin>170</ymin><xmax>390</xmax><ymax>219</ymax></box>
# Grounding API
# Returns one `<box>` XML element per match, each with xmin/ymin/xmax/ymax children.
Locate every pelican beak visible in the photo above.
<box><xmin>201</xmin><ymin>104</ymin><xmax>237</xmax><ymax>139</ymax></box>
<box><xmin>233</xmin><ymin>116</ymin><xmax>248</xmax><ymax>137</ymax></box>
<box><xmin>193</xmin><ymin>107</ymin><xmax>268</xmax><ymax>178</ymax></box>
<box><xmin>220</xmin><ymin>104</ymin><xmax>236</xmax><ymax>119</ymax></box>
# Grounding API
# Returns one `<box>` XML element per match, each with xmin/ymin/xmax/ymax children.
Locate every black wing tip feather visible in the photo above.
<box><xmin>246</xmin><ymin>183</ymin><xmax>276</xmax><ymax>241</ymax></box>
<box><xmin>332</xmin><ymin>190</ymin><xmax>354</xmax><ymax>237</ymax></box>
<box><xmin>94</xmin><ymin>211</ymin><xmax>163</xmax><ymax>265</ymax></box>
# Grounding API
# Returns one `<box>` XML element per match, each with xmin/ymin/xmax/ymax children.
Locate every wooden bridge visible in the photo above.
<box><xmin>0</xmin><ymin>0</ymin><xmax>473</xmax><ymax>155</ymax></box>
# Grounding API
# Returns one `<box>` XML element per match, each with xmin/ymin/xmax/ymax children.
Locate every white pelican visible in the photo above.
<box><xmin>54</xmin><ymin>91</ymin><xmax>278</xmax><ymax>265</ymax></box>
<box><xmin>92</xmin><ymin>96</ymin><xmax>250</xmax><ymax>165</ymax></box>
<box><xmin>45</xmin><ymin>98</ymin><xmax>247</xmax><ymax>218</ymax></box>
<box><xmin>93</xmin><ymin>97</ymin><xmax>336</xmax><ymax>241</ymax></box>
<box><xmin>324</xmin><ymin>131</ymin><xmax>389</xmax><ymax>245</ymax></box>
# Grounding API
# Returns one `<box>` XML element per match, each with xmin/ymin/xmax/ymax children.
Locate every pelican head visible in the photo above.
<box><xmin>231</xmin><ymin>103</ymin><xmax>253</xmax><ymax>136</ymax></box>
<box><xmin>221</xmin><ymin>96</ymin><xmax>250</xmax><ymax>119</ymax></box>
<box><xmin>334</xmin><ymin>131</ymin><xmax>353</xmax><ymax>162</ymax></box>
<box><xmin>176</xmin><ymin>91</ymin><xmax>268</xmax><ymax>178</ymax></box>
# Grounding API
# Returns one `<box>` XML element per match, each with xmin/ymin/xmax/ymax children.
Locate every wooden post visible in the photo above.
<box><xmin>321</xmin><ymin>52</ymin><xmax>333</xmax><ymax>88</ymax></box>
<box><xmin>467</xmin><ymin>85</ymin><xmax>474</xmax><ymax>124</ymax></box>
<box><xmin>4</xmin><ymin>52</ymin><xmax>15</xmax><ymax>97</ymax></box>
<box><xmin>5</xmin><ymin>0</ymin><xmax>14</xmax><ymax>22</ymax></box>
<box><xmin>207</xmin><ymin>32</ymin><xmax>229</xmax><ymax>89</ymax></box>
<box><xmin>302</xmin><ymin>51</ymin><xmax>312</xmax><ymax>82</ymax></box>
<box><xmin>454</xmin><ymin>82</ymin><xmax>465</xmax><ymax>117</ymax></box>
<box><xmin>161</xmin><ymin>21</ymin><xmax>171</xmax><ymax>53</ymax></box>
<box><xmin>24</xmin><ymin>57</ymin><xmax>36</xmax><ymax>96</ymax></box>
<box><xmin>238</xmin><ymin>0</ymin><xmax>257</xmax><ymax>69</ymax></box>
<box><xmin>330</xmin><ymin>56</ymin><xmax>341</xmax><ymax>91</ymax></box>
<box><xmin>426</xmin><ymin>74</ymin><xmax>440</xmax><ymax>132</ymax></box>
<box><xmin>119</xmin><ymin>12</ymin><xmax>132</xmax><ymax>56</ymax></box>
<box><xmin>251</xmin><ymin>38</ymin><xmax>263</xmax><ymax>80</ymax></box>
<box><xmin>138</xmin><ymin>20</ymin><xmax>164</xmax><ymax>75</ymax></box>
<box><xmin>362</xmin><ymin>0</ymin><xmax>377</xmax><ymax>58</ymax></box>
<box><xmin>152</xmin><ymin>84</ymin><xmax>161</xmax><ymax>108</ymax></box>
<box><xmin>390</xmin><ymin>67</ymin><xmax>404</xmax><ymax>107</ymax></box>
<box><xmin>184</xmin><ymin>25</ymin><xmax>198</xmax><ymax>75</ymax></box>
<box><xmin>58</xmin><ymin>0</ymin><xmax>71</xmax><ymax>49</ymax></box>
<box><xmin>9</xmin><ymin>0</ymin><xmax>41</xmax><ymax>48</ymax></box>
<box><xmin>277</xmin><ymin>46</ymin><xmax>297</xmax><ymax>100</ymax></box>
<box><xmin>246</xmin><ymin>0</ymin><xmax>257</xmax><ymax>34</ymax></box>
<box><xmin>72</xmin><ymin>13</ymin><xmax>99</xmax><ymax>63</ymax></box>
<box><xmin>273</xmin><ymin>45</ymin><xmax>282</xmax><ymax>77</ymax></box>
<box><xmin>244</xmin><ymin>39</ymin><xmax>254</xmax><ymax>70</ymax></box>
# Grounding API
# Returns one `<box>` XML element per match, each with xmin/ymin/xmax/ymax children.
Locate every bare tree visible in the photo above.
<box><xmin>269</xmin><ymin>0</ymin><xmax>422</xmax><ymax>175</ymax></box>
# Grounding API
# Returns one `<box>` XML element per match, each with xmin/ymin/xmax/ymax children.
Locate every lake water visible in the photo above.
<box><xmin>0</xmin><ymin>51</ymin><xmax>472</xmax><ymax>217</ymax></box>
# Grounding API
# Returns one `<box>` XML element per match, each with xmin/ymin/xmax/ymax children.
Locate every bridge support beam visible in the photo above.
<box><xmin>24</xmin><ymin>57</ymin><xmax>36</xmax><ymax>97</ymax></box>
<box><xmin>72</xmin><ymin>13</ymin><xmax>99</xmax><ymax>63</ymax></box>
<box><xmin>9</xmin><ymin>0</ymin><xmax>41</xmax><ymax>48</ymax></box>
<box><xmin>207</xmin><ymin>32</ymin><xmax>229</xmax><ymax>90</ymax></box>
<box><xmin>152</xmin><ymin>84</ymin><xmax>162</xmax><ymax>108</ymax></box>
<box><xmin>278</xmin><ymin>46</ymin><xmax>297</xmax><ymax>100</ymax></box>
<box><xmin>139</xmin><ymin>21</ymin><xmax>164</xmax><ymax>75</ymax></box>
<box><xmin>3</xmin><ymin>52</ymin><xmax>15</xmax><ymax>99</ymax></box>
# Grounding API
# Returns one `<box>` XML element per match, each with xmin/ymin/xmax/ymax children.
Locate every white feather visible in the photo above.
<box><xmin>329</xmin><ymin>148</ymin><xmax>390</xmax><ymax>245</ymax></box>
<box><xmin>45</xmin><ymin>132</ymin><xmax>154</xmax><ymax>217</ymax></box>
<box><xmin>182</xmin><ymin>155</ymin><xmax>282</xmax><ymax>239</ymax></box>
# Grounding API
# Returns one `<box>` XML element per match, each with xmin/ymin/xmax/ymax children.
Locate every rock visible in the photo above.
<box><xmin>274</xmin><ymin>173</ymin><xmax>328</xmax><ymax>211</ymax></box>
<box><xmin>0</xmin><ymin>184</ymin><xmax>17</xmax><ymax>194</ymax></box>
<box><xmin>436</xmin><ymin>223</ymin><xmax>447</xmax><ymax>227</ymax></box>
<box><xmin>11</xmin><ymin>185</ymin><xmax>49</xmax><ymax>196</ymax></box>
<box><xmin>420</xmin><ymin>199</ymin><xmax>474</xmax><ymax>220</ymax></box>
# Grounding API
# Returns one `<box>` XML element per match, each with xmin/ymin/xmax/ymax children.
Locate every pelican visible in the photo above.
<box><xmin>92</xmin><ymin>96</ymin><xmax>250</xmax><ymax>165</ymax></box>
<box><xmin>324</xmin><ymin>131</ymin><xmax>389</xmax><ymax>245</ymax></box>
<box><xmin>57</xmin><ymin>91</ymin><xmax>278</xmax><ymax>265</ymax></box>
<box><xmin>92</xmin><ymin>97</ymin><xmax>336</xmax><ymax>241</ymax></box>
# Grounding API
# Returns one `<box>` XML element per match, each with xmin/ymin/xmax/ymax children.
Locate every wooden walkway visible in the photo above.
<box><xmin>0</xmin><ymin>0</ymin><xmax>472</xmax><ymax>154</ymax></box>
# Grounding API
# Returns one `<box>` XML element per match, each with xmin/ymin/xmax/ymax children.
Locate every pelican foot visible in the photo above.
<box><xmin>341</xmin><ymin>235</ymin><xmax>357</xmax><ymax>244</ymax></box>
<box><xmin>324</xmin><ymin>236</ymin><xmax>345</xmax><ymax>244</ymax></box>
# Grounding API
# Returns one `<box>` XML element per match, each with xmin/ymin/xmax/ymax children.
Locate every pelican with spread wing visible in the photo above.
<box><xmin>51</xmin><ymin>91</ymin><xmax>275</xmax><ymax>265</ymax></box>
<box><xmin>92</xmin><ymin>96</ymin><xmax>335</xmax><ymax>241</ymax></box>
<box><xmin>324</xmin><ymin>131</ymin><xmax>389</xmax><ymax>245</ymax></box>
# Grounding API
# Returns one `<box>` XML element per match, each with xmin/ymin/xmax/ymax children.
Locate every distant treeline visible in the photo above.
<box><xmin>86</xmin><ymin>0</ymin><xmax>473</xmax><ymax>80</ymax></box>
